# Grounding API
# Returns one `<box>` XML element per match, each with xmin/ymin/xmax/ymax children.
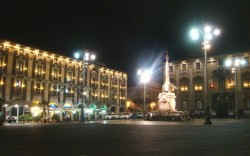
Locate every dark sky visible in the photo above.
<box><xmin>0</xmin><ymin>0</ymin><xmax>250</xmax><ymax>85</ymax></box>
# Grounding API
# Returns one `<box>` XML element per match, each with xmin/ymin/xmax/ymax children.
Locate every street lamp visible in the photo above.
<box><xmin>225</xmin><ymin>58</ymin><xmax>246</xmax><ymax>118</ymax></box>
<box><xmin>137</xmin><ymin>69</ymin><xmax>152</xmax><ymax>112</ymax></box>
<box><xmin>15</xmin><ymin>104</ymin><xmax>19</xmax><ymax>123</ymax></box>
<box><xmin>74</xmin><ymin>50</ymin><xmax>96</xmax><ymax>122</ymax></box>
<box><xmin>190</xmin><ymin>25</ymin><xmax>220</xmax><ymax>125</ymax></box>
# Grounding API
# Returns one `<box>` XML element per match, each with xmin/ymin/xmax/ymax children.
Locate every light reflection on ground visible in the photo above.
<box><xmin>90</xmin><ymin>119</ymin><xmax>182</xmax><ymax>125</ymax></box>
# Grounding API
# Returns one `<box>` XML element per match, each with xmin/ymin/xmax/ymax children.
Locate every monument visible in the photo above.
<box><xmin>158</xmin><ymin>53</ymin><xmax>176</xmax><ymax>111</ymax></box>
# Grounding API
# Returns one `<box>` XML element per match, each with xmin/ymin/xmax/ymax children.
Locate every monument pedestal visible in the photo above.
<box><xmin>158</xmin><ymin>92</ymin><xmax>176</xmax><ymax>111</ymax></box>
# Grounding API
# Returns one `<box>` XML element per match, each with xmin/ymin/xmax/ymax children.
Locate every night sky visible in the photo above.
<box><xmin>0</xmin><ymin>0</ymin><xmax>250</xmax><ymax>85</ymax></box>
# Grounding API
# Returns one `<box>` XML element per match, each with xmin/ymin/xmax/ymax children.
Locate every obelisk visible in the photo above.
<box><xmin>158</xmin><ymin>52</ymin><xmax>176</xmax><ymax>111</ymax></box>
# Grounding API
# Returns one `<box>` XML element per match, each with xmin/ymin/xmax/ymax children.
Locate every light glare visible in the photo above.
<box><xmin>190</xmin><ymin>28</ymin><xmax>199</xmax><ymax>40</ymax></box>
<box><xmin>214</xmin><ymin>29</ymin><xmax>220</xmax><ymax>35</ymax></box>
<box><xmin>74</xmin><ymin>53</ymin><xmax>80</xmax><ymax>59</ymax></box>
<box><xmin>204</xmin><ymin>26</ymin><xmax>212</xmax><ymax>33</ymax></box>
<box><xmin>90</xmin><ymin>54</ymin><xmax>96</xmax><ymax>60</ymax></box>
<box><xmin>225</xmin><ymin>59</ymin><xmax>232</xmax><ymax>67</ymax></box>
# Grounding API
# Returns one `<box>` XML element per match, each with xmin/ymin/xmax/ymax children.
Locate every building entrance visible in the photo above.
<box><xmin>213</xmin><ymin>92</ymin><xmax>233</xmax><ymax>117</ymax></box>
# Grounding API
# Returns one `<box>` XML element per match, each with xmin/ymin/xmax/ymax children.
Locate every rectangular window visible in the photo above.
<box><xmin>195</xmin><ymin>62</ymin><xmax>201</xmax><ymax>71</ymax></box>
<box><xmin>243</xmin><ymin>79</ymin><xmax>250</xmax><ymax>89</ymax></box>
<box><xmin>169</xmin><ymin>66</ymin><xmax>173</xmax><ymax>73</ymax></box>
<box><xmin>53</xmin><ymin>68</ymin><xmax>59</xmax><ymax>79</ymax></box>
<box><xmin>67</xmin><ymin>71</ymin><xmax>72</xmax><ymax>82</ymax></box>
<box><xmin>182</xmin><ymin>64</ymin><xmax>187</xmax><ymax>72</ymax></box>
<box><xmin>37</xmin><ymin>65</ymin><xmax>42</xmax><ymax>77</ymax></box>
<box><xmin>218</xmin><ymin>59</ymin><xmax>223</xmax><ymax>66</ymax></box>
<box><xmin>17</xmin><ymin>61</ymin><xmax>24</xmax><ymax>74</ymax></box>
<box><xmin>38</xmin><ymin>54</ymin><xmax>43</xmax><ymax>60</ymax></box>
<box><xmin>194</xmin><ymin>83</ymin><xmax>203</xmax><ymax>92</ymax></box>
<box><xmin>180</xmin><ymin>85</ymin><xmax>188</xmax><ymax>92</ymax></box>
<box><xmin>197</xmin><ymin>101</ymin><xmax>202</xmax><ymax>108</ymax></box>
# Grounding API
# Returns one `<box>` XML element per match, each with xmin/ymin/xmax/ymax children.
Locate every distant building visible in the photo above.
<box><xmin>0</xmin><ymin>40</ymin><xmax>127</xmax><ymax>121</ymax></box>
<box><xmin>169</xmin><ymin>52</ymin><xmax>250</xmax><ymax>117</ymax></box>
<box><xmin>127</xmin><ymin>81</ymin><xmax>161</xmax><ymax>112</ymax></box>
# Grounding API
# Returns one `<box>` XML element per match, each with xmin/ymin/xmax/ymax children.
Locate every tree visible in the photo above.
<box><xmin>39</xmin><ymin>100</ymin><xmax>49</xmax><ymax>123</ymax></box>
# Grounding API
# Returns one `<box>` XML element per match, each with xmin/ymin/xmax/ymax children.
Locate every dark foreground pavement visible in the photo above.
<box><xmin>0</xmin><ymin>119</ymin><xmax>250</xmax><ymax>156</ymax></box>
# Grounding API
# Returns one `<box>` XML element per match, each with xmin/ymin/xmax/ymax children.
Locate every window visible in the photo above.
<box><xmin>37</xmin><ymin>65</ymin><xmax>43</xmax><ymax>77</ymax></box>
<box><xmin>38</xmin><ymin>54</ymin><xmax>43</xmax><ymax>60</ymax></box>
<box><xmin>180</xmin><ymin>78</ymin><xmax>189</xmax><ymax>92</ymax></box>
<box><xmin>195</xmin><ymin>62</ymin><xmax>201</xmax><ymax>71</ymax></box>
<box><xmin>51</xmin><ymin>83</ymin><xmax>59</xmax><ymax>96</ymax></box>
<box><xmin>180</xmin><ymin>84</ymin><xmax>188</xmax><ymax>92</ymax></box>
<box><xmin>182</xmin><ymin>101</ymin><xmax>188</xmax><ymax>109</ymax></box>
<box><xmin>54</xmin><ymin>58</ymin><xmax>58</xmax><ymax>64</ymax></box>
<box><xmin>17</xmin><ymin>61</ymin><xmax>25</xmax><ymax>74</ymax></box>
<box><xmin>66</xmin><ymin>87</ymin><xmax>73</xmax><ymax>97</ymax></box>
<box><xmin>53</xmin><ymin>68</ymin><xmax>59</xmax><ymax>80</ymax></box>
<box><xmin>243</xmin><ymin>79</ymin><xmax>250</xmax><ymax>89</ymax></box>
<box><xmin>243</xmin><ymin>56</ymin><xmax>249</xmax><ymax>64</ymax></box>
<box><xmin>246</xmin><ymin>99</ymin><xmax>250</xmax><ymax>109</ymax></box>
<box><xmin>194</xmin><ymin>82</ymin><xmax>203</xmax><ymax>92</ymax></box>
<box><xmin>197</xmin><ymin>101</ymin><xmax>202</xmax><ymax>108</ymax></box>
<box><xmin>218</xmin><ymin>59</ymin><xmax>224</xmax><ymax>66</ymax></box>
<box><xmin>169</xmin><ymin>66</ymin><xmax>173</xmax><ymax>73</ymax></box>
<box><xmin>34</xmin><ymin>82</ymin><xmax>42</xmax><ymax>95</ymax></box>
<box><xmin>181</xmin><ymin>64</ymin><xmax>187</xmax><ymax>72</ymax></box>
<box><xmin>15</xmin><ymin>79</ymin><xmax>23</xmax><ymax>93</ymax></box>
<box><xmin>66</xmin><ymin>71</ymin><xmax>73</xmax><ymax>82</ymax></box>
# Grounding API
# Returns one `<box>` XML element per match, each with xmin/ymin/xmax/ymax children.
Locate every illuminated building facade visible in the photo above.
<box><xmin>0</xmin><ymin>40</ymin><xmax>127</xmax><ymax>121</ymax></box>
<box><xmin>169</xmin><ymin>52</ymin><xmax>250</xmax><ymax>117</ymax></box>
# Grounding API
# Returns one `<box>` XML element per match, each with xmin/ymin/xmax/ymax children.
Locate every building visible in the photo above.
<box><xmin>169</xmin><ymin>52</ymin><xmax>250</xmax><ymax>117</ymax></box>
<box><xmin>127</xmin><ymin>81</ymin><xmax>162</xmax><ymax>112</ymax></box>
<box><xmin>0</xmin><ymin>40</ymin><xmax>127</xmax><ymax>121</ymax></box>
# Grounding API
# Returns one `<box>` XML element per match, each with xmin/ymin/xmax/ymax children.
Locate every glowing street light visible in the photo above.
<box><xmin>137</xmin><ymin>69</ymin><xmax>152</xmax><ymax>112</ymax></box>
<box><xmin>225</xmin><ymin>58</ymin><xmax>246</xmax><ymax>118</ymax></box>
<box><xmin>190</xmin><ymin>24</ymin><xmax>220</xmax><ymax>125</ymax></box>
<box><xmin>74</xmin><ymin>50</ymin><xmax>96</xmax><ymax>122</ymax></box>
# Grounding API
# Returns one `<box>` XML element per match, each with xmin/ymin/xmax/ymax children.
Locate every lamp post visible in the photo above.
<box><xmin>225</xmin><ymin>58</ymin><xmax>246</xmax><ymax>118</ymax></box>
<box><xmin>137</xmin><ymin>69</ymin><xmax>152</xmax><ymax>112</ymax></box>
<box><xmin>190</xmin><ymin>25</ymin><xmax>220</xmax><ymax>125</ymax></box>
<box><xmin>74</xmin><ymin>50</ymin><xmax>96</xmax><ymax>122</ymax></box>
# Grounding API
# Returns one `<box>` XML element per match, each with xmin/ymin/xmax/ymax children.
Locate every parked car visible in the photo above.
<box><xmin>105</xmin><ymin>114</ymin><xmax>115</xmax><ymax>120</ymax></box>
<box><xmin>121</xmin><ymin>113</ymin><xmax>132</xmax><ymax>119</ymax></box>
<box><xmin>136</xmin><ymin>112</ymin><xmax>144</xmax><ymax>119</ymax></box>
<box><xmin>144</xmin><ymin>111</ymin><xmax>183</xmax><ymax>121</ymax></box>
<box><xmin>113</xmin><ymin>114</ymin><xmax>121</xmax><ymax>119</ymax></box>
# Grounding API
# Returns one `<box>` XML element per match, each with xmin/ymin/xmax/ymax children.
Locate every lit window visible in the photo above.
<box><xmin>17</xmin><ymin>61</ymin><xmax>24</xmax><ymax>74</ymax></box>
<box><xmin>194</xmin><ymin>81</ymin><xmax>203</xmax><ymax>92</ymax></box>
<box><xmin>243</xmin><ymin>79</ymin><xmax>250</xmax><ymax>89</ymax></box>
<box><xmin>180</xmin><ymin>85</ymin><xmax>188</xmax><ymax>92</ymax></box>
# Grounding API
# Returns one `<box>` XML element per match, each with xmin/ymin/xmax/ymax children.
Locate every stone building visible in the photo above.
<box><xmin>0</xmin><ymin>40</ymin><xmax>127</xmax><ymax>121</ymax></box>
<box><xmin>169</xmin><ymin>52</ymin><xmax>250</xmax><ymax>117</ymax></box>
